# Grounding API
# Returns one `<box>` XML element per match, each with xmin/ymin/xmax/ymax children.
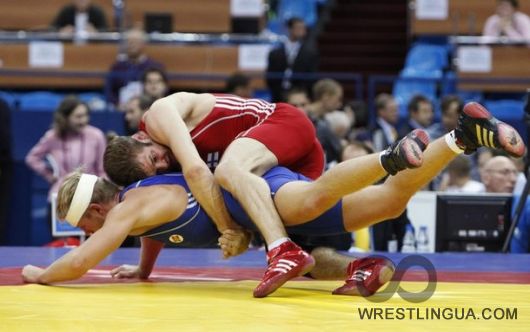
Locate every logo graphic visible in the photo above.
<box><xmin>168</xmin><ymin>234</ymin><xmax>184</xmax><ymax>244</ymax></box>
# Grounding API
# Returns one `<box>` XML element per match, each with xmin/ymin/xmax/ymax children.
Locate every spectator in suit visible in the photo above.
<box><xmin>225</xmin><ymin>72</ymin><xmax>254</xmax><ymax>98</ymax></box>
<box><xmin>51</xmin><ymin>0</ymin><xmax>108</xmax><ymax>34</ymax></box>
<box><xmin>398</xmin><ymin>94</ymin><xmax>434</xmax><ymax>138</ymax></box>
<box><xmin>428</xmin><ymin>95</ymin><xmax>464</xmax><ymax>140</ymax></box>
<box><xmin>142</xmin><ymin>67</ymin><xmax>169</xmax><ymax>101</ymax></box>
<box><xmin>483</xmin><ymin>0</ymin><xmax>530</xmax><ymax>41</ymax></box>
<box><xmin>25</xmin><ymin>96</ymin><xmax>106</xmax><ymax>238</ymax></box>
<box><xmin>364</xmin><ymin>93</ymin><xmax>400</xmax><ymax>152</ymax></box>
<box><xmin>106</xmin><ymin>28</ymin><xmax>165</xmax><ymax>109</ymax></box>
<box><xmin>266</xmin><ymin>17</ymin><xmax>319</xmax><ymax>102</ymax></box>
<box><xmin>0</xmin><ymin>98</ymin><xmax>12</xmax><ymax>245</ymax></box>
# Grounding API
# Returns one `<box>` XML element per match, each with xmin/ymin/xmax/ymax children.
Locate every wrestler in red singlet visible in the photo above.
<box><xmin>139</xmin><ymin>94</ymin><xmax>324</xmax><ymax>179</ymax></box>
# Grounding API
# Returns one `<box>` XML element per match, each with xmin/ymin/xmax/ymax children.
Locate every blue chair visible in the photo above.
<box><xmin>392</xmin><ymin>78</ymin><xmax>437</xmax><ymax>118</ymax></box>
<box><xmin>277</xmin><ymin>0</ymin><xmax>318</xmax><ymax>26</ymax></box>
<box><xmin>79</xmin><ymin>92</ymin><xmax>107</xmax><ymax>112</ymax></box>
<box><xmin>483</xmin><ymin>100</ymin><xmax>524</xmax><ymax>122</ymax></box>
<box><xmin>0</xmin><ymin>91</ymin><xmax>18</xmax><ymax>110</ymax></box>
<box><xmin>400</xmin><ymin>44</ymin><xmax>449</xmax><ymax>80</ymax></box>
<box><xmin>19</xmin><ymin>92</ymin><xmax>63</xmax><ymax>112</ymax></box>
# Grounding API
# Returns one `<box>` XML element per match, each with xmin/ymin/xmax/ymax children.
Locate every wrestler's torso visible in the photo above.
<box><xmin>120</xmin><ymin>174</ymin><xmax>220</xmax><ymax>247</ymax></box>
<box><xmin>141</xmin><ymin>93</ymin><xmax>277</xmax><ymax>169</ymax></box>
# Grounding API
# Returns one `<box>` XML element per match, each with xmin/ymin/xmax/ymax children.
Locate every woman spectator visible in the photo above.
<box><xmin>25</xmin><ymin>96</ymin><xmax>106</xmax><ymax>238</ymax></box>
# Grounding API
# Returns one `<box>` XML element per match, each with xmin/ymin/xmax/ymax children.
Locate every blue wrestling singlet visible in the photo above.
<box><xmin>120</xmin><ymin>167</ymin><xmax>346</xmax><ymax>247</ymax></box>
<box><xmin>120</xmin><ymin>174</ymin><xmax>220</xmax><ymax>248</ymax></box>
<box><xmin>222</xmin><ymin>167</ymin><xmax>346</xmax><ymax>235</ymax></box>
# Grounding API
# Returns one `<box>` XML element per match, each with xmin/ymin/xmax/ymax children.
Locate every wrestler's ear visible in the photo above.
<box><xmin>132</xmin><ymin>131</ymin><xmax>151</xmax><ymax>143</ymax></box>
<box><xmin>88</xmin><ymin>203</ymin><xmax>108</xmax><ymax>218</ymax></box>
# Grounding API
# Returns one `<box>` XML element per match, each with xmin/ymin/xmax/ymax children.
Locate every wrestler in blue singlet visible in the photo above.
<box><xmin>120</xmin><ymin>167</ymin><xmax>346</xmax><ymax>247</ymax></box>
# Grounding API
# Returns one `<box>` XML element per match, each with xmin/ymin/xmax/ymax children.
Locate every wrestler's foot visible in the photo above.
<box><xmin>332</xmin><ymin>256</ymin><xmax>395</xmax><ymax>296</ymax></box>
<box><xmin>455</xmin><ymin>102</ymin><xmax>525</xmax><ymax>157</ymax></box>
<box><xmin>380</xmin><ymin>129</ymin><xmax>430</xmax><ymax>175</ymax></box>
<box><xmin>253</xmin><ymin>240</ymin><xmax>315</xmax><ymax>298</ymax></box>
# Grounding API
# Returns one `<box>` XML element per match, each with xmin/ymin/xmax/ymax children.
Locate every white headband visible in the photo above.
<box><xmin>64</xmin><ymin>174</ymin><xmax>98</xmax><ymax>227</ymax></box>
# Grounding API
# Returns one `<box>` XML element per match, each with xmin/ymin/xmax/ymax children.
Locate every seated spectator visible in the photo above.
<box><xmin>306</xmin><ymin>79</ymin><xmax>344</xmax><ymax>167</ymax></box>
<box><xmin>480</xmin><ymin>156</ymin><xmax>519</xmax><ymax>193</ymax></box>
<box><xmin>398</xmin><ymin>94</ymin><xmax>434</xmax><ymax>138</ymax></box>
<box><xmin>51</xmin><ymin>0</ymin><xmax>108</xmax><ymax>35</ymax></box>
<box><xmin>361</xmin><ymin>93</ymin><xmax>399</xmax><ymax>152</ymax></box>
<box><xmin>483</xmin><ymin>0</ymin><xmax>530</xmax><ymax>41</ymax></box>
<box><xmin>428</xmin><ymin>95</ymin><xmax>464</xmax><ymax>140</ymax></box>
<box><xmin>123</xmin><ymin>94</ymin><xmax>155</xmax><ymax>135</ymax></box>
<box><xmin>106</xmin><ymin>28</ymin><xmax>165</xmax><ymax>108</ymax></box>
<box><xmin>142</xmin><ymin>68</ymin><xmax>169</xmax><ymax>100</ymax></box>
<box><xmin>325</xmin><ymin>110</ymin><xmax>353</xmax><ymax>143</ymax></box>
<box><xmin>225</xmin><ymin>72</ymin><xmax>253</xmax><ymax>98</ymax></box>
<box><xmin>438</xmin><ymin>155</ymin><xmax>485</xmax><ymax>193</ymax></box>
<box><xmin>285</xmin><ymin>87</ymin><xmax>311</xmax><ymax>112</ymax></box>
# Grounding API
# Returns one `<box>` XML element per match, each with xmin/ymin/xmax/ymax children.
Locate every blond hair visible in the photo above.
<box><xmin>312</xmin><ymin>79</ymin><xmax>342</xmax><ymax>101</ymax></box>
<box><xmin>56</xmin><ymin>169</ymin><xmax>120</xmax><ymax>220</ymax></box>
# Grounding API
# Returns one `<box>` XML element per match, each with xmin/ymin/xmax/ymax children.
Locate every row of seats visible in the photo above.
<box><xmin>0</xmin><ymin>91</ymin><xmax>107</xmax><ymax>112</ymax></box>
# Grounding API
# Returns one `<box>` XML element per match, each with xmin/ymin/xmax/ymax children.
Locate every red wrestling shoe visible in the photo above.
<box><xmin>332</xmin><ymin>256</ymin><xmax>395</xmax><ymax>296</ymax></box>
<box><xmin>253</xmin><ymin>240</ymin><xmax>315</xmax><ymax>298</ymax></box>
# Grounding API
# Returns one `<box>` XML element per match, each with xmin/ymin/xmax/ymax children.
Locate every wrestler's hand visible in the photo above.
<box><xmin>21</xmin><ymin>265</ymin><xmax>44</xmax><ymax>284</ymax></box>
<box><xmin>218</xmin><ymin>228</ymin><xmax>251</xmax><ymax>258</ymax></box>
<box><xmin>110</xmin><ymin>264</ymin><xmax>147</xmax><ymax>279</ymax></box>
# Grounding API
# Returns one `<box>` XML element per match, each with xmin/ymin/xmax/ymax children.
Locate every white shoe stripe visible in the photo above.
<box><xmin>278</xmin><ymin>259</ymin><xmax>297</xmax><ymax>266</ymax></box>
<box><xmin>276</xmin><ymin>263</ymin><xmax>294</xmax><ymax>270</ymax></box>
<box><xmin>272</xmin><ymin>267</ymin><xmax>289</xmax><ymax>273</ymax></box>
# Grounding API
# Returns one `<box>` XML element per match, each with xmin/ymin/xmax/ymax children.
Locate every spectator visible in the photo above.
<box><xmin>123</xmin><ymin>94</ymin><xmax>155</xmax><ymax>135</ymax></box>
<box><xmin>361</xmin><ymin>93</ymin><xmax>400</xmax><ymax>152</ymax></box>
<box><xmin>106</xmin><ymin>28</ymin><xmax>165</xmax><ymax>108</ymax></box>
<box><xmin>438</xmin><ymin>155</ymin><xmax>485</xmax><ymax>193</ymax></box>
<box><xmin>306</xmin><ymin>79</ymin><xmax>344</xmax><ymax>167</ymax></box>
<box><xmin>0</xmin><ymin>98</ymin><xmax>12</xmax><ymax>245</ymax></box>
<box><xmin>142</xmin><ymin>67</ymin><xmax>169</xmax><ymax>100</ymax></box>
<box><xmin>285</xmin><ymin>87</ymin><xmax>311</xmax><ymax>111</ymax></box>
<box><xmin>225</xmin><ymin>72</ymin><xmax>254</xmax><ymax>98</ymax></box>
<box><xmin>483</xmin><ymin>0</ymin><xmax>530</xmax><ymax>41</ymax></box>
<box><xmin>480</xmin><ymin>156</ymin><xmax>518</xmax><ymax>193</ymax></box>
<box><xmin>428</xmin><ymin>95</ymin><xmax>464</xmax><ymax>140</ymax></box>
<box><xmin>25</xmin><ymin>96</ymin><xmax>106</xmax><ymax>237</ymax></box>
<box><xmin>266</xmin><ymin>17</ymin><xmax>319</xmax><ymax>102</ymax></box>
<box><xmin>51</xmin><ymin>0</ymin><xmax>108</xmax><ymax>35</ymax></box>
<box><xmin>398</xmin><ymin>94</ymin><xmax>434</xmax><ymax>138</ymax></box>
<box><xmin>325</xmin><ymin>110</ymin><xmax>353</xmax><ymax>143</ymax></box>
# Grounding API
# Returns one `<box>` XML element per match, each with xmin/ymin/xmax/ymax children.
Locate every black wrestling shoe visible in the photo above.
<box><xmin>455</xmin><ymin>102</ymin><xmax>525</xmax><ymax>157</ymax></box>
<box><xmin>380</xmin><ymin>129</ymin><xmax>430</xmax><ymax>175</ymax></box>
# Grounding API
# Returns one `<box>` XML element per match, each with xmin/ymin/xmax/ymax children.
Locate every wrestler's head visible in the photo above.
<box><xmin>104</xmin><ymin>132</ymin><xmax>176</xmax><ymax>186</ymax></box>
<box><xmin>57</xmin><ymin>171</ymin><xmax>120</xmax><ymax>234</ymax></box>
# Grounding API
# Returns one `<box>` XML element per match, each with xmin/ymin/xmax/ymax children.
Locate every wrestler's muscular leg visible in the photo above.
<box><xmin>274</xmin><ymin>153</ymin><xmax>387</xmax><ymax>225</ymax></box>
<box><xmin>214</xmin><ymin>137</ymin><xmax>287</xmax><ymax>244</ymax></box>
<box><xmin>340</xmin><ymin>138</ymin><xmax>457</xmax><ymax>231</ymax></box>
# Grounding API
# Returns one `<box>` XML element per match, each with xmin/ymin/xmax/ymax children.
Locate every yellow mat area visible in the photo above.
<box><xmin>1</xmin><ymin>280</ymin><xmax>529</xmax><ymax>331</ymax></box>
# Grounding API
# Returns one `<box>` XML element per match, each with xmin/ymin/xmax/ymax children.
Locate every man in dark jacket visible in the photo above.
<box><xmin>51</xmin><ymin>0</ymin><xmax>108</xmax><ymax>34</ymax></box>
<box><xmin>266</xmin><ymin>17</ymin><xmax>319</xmax><ymax>102</ymax></box>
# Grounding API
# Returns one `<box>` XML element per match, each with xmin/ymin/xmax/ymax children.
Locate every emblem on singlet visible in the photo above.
<box><xmin>206</xmin><ymin>152</ymin><xmax>220</xmax><ymax>169</ymax></box>
<box><xmin>169</xmin><ymin>234</ymin><xmax>184</xmax><ymax>244</ymax></box>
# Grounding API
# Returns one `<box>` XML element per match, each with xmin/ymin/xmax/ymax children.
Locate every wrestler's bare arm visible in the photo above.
<box><xmin>145</xmin><ymin>93</ymin><xmax>241</xmax><ymax>234</ymax></box>
<box><xmin>110</xmin><ymin>237</ymin><xmax>164</xmax><ymax>280</ymax></box>
<box><xmin>21</xmin><ymin>186</ymin><xmax>187</xmax><ymax>284</ymax></box>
